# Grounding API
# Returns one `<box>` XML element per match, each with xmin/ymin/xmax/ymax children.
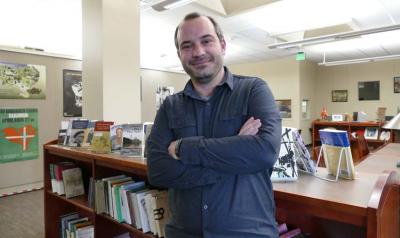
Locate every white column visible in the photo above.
<box><xmin>82</xmin><ymin>0</ymin><xmax>141</xmax><ymax>124</ymax></box>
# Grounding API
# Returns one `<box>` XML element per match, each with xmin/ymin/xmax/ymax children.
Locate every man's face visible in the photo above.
<box><xmin>176</xmin><ymin>16</ymin><xmax>226</xmax><ymax>84</ymax></box>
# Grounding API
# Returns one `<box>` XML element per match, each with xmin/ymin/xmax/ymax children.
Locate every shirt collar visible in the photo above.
<box><xmin>183</xmin><ymin>66</ymin><xmax>234</xmax><ymax>99</ymax></box>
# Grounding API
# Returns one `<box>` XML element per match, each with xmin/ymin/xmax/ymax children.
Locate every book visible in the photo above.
<box><xmin>136</xmin><ymin>189</ymin><xmax>158</xmax><ymax>233</ymax></box>
<box><xmin>90</xmin><ymin>121</ymin><xmax>114</xmax><ymax>153</ymax></box>
<box><xmin>121</xmin><ymin>124</ymin><xmax>145</xmax><ymax>157</ymax></box>
<box><xmin>110</xmin><ymin>124</ymin><xmax>124</xmax><ymax>153</ymax></box>
<box><xmin>62</xmin><ymin>167</ymin><xmax>85</xmax><ymax>198</ymax></box>
<box><xmin>52</xmin><ymin>161</ymin><xmax>76</xmax><ymax>195</ymax></box>
<box><xmin>60</xmin><ymin>212</ymin><xmax>80</xmax><ymax>238</ymax></box>
<box><xmin>152</xmin><ymin>190</ymin><xmax>170</xmax><ymax>237</ymax></box>
<box><xmin>280</xmin><ymin>228</ymin><xmax>302</xmax><ymax>238</ymax></box>
<box><xmin>120</xmin><ymin>181</ymin><xmax>146</xmax><ymax>225</ymax></box>
<box><xmin>319</xmin><ymin>129</ymin><xmax>355</xmax><ymax>180</ymax></box>
<box><xmin>58</xmin><ymin>129</ymin><xmax>68</xmax><ymax>145</ymax></box>
<box><xmin>292</xmin><ymin>130</ymin><xmax>316</xmax><ymax>174</ymax></box>
<box><xmin>66</xmin><ymin>217</ymin><xmax>89</xmax><ymax>238</ymax></box>
<box><xmin>82</xmin><ymin>120</ymin><xmax>97</xmax><ymax>147</ymax></box>
<box><xmin>271</xmin><ymin>127</ymin><xmax>298</xmax><ymax>182</ymax></box>
<box><xmin>69</xmin><ymin>119</ymin><xmax>89</xmax><ymax>147</ymax></box>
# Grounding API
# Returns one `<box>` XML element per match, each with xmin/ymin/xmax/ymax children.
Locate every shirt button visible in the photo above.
<box><xmin>203</xmin><ymin>204</ymin><xmax>208</xmax><ymax>210</ymax></box>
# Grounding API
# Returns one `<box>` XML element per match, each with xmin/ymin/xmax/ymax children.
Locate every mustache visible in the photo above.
<box><xmin>189</xmin><ymin>56</ymin><xmax>212</xmax><ymax>65</ymax></box>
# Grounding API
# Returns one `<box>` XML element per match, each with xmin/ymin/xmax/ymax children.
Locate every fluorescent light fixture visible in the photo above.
<box><xmin>318</xmin><ymin>54</ymin><xmax>400</xmax><ymax>66</ymax></box>
<box><xmin>240</xmin><ymin>0</ymin><xmax>354</xmax><ymax>35</ymax></box>
<box><xmin>268</xmin><ymin>24</ymin><xmax>400</xmax><ymax>49</ymax></box>
<box><xmin>151</xmin><ymin>0</ymin><xmax>194</xmax><ymax>11</ymax></box>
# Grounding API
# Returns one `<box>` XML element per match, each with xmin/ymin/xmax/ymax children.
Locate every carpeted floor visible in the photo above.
<box><xmin>0</xmin><ymin>190</ymin><xmax>44</xmax><ymax>238</ymax></box>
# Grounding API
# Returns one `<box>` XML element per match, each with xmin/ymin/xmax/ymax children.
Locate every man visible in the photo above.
<box><xmin>147</xmin><ymin>12</ymin><xmax>282</xmax><ymax>238</ymax></box>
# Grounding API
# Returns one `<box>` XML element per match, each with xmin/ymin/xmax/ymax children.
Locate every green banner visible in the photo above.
<box><xmin>0</xmin><ymin>108</ymin><xmax>39</xmax><ymax>163</ymax></box>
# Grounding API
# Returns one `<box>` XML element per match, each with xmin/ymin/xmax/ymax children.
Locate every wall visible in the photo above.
<box><xmin>0</xmin><ymin>50</ymin><xmax>81</xmax><ymax>190</ymax></box>
<box><xmin>299</xmin><ymin>61</ymin><xmax>317</xmax><ymax>144</ymax></box>
<box><xmin>314</xmin><ymin>59</ymin><xmax>400</xmax><ymax>120</ymax></box>
<box><xmin>141</xmin><ymin>68</ymin><xmax>188</xmax><ymax>122</ymax></box>
<box><xmin>229</xmin><ymin>57</ymin><xmax>300</xmax><ymax>129</ymax></box>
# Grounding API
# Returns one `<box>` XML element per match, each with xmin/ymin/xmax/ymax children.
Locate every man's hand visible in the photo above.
<box><xmin>168</xmin><ymin>140</ymin><xmax>179</xmax><ymax>160</ymax></box>
<box><xmin>238</xmin><ymin>117</ymin><xmax>261</xmax><ymax>135</ymax></box>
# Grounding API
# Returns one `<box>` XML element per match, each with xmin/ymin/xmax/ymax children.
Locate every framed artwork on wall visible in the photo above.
<box><xmin>0</xmin><ymin>61</ymin><xmax>46</xmax><ymax>99</ymax></box>
<box><xmin>332</xmin><ymin>90</ymin><xmax>348</xmax><ymax>102</ymax></box>
<box><xmin>358</xmin><ymin>81</ymin><xmax>380</xmax><ymax>100</ymax></box>
<box><xmin>275</xmin><ymin>99</ymin><xmax>292</xmax><ymax>119</ymax></box>
<box><xmin>63</xmin><ymin>69</ymin><xmax>82</xmax><ymax>117</ymax></box>
<box><xmin>394</xmin><ymin>76</ymin><xmax>400</xmax><ymax>93</ymax></box>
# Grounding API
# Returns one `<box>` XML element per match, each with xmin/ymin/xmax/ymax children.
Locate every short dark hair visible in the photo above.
<box><xmin>174</xmin><ymin>12</ymin><xmax>224</xmax><ymax>50</ymax></box>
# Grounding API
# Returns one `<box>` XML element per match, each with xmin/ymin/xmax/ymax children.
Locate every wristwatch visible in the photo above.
<box><xmin>175</xmin><ymin>139</ymin><xmax>182</xmax><ymax>159</ymax></box>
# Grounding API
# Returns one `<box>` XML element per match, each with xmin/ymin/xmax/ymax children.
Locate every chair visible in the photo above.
<box><xmin>352</xmin><ymin>134</ymin><xmax>370</xmax><ymax>164</ymax></box>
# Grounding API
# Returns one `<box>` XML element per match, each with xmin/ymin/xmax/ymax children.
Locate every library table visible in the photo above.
<box><xmin>273</xmin><ymin>143</ymin><xmax>400</xmax><ymax>237</ymax></box>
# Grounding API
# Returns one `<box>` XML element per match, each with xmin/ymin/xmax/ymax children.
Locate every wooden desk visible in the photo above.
<box><xmin>273</xmin><ymin>143</ymin><xmax>400</xmax><ymax>237</ymax></box>
<box><xmin>357</xmin><ymin>143</ymin><xmax>400</xmax><ymax>174</ymax></box>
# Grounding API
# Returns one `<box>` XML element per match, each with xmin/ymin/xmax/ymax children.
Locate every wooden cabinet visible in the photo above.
<box><xmin>312</xmin><ymin>120</ymin><xmax>393</xmax><ymax>163</ymax></box>
<box><xmin>43</xmin><ymin>141</ymin><xmax>153</xmax><ymax>238</ymax></box>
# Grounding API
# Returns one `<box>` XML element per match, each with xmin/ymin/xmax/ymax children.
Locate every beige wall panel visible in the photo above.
<box><xmin>141</xmin><ymin>69</ymin><xmax>188</xmax><ymax>122</ymax></box>
<box><xmin>0</xmin><ymin>50</ymin><xmax>81</xmax><ymax>189</ymax></box>
<box><xmin>229</xmin><ymin>57</ymin><xmax>300</xmax><ymax>129</ymax></box>
<box><xmin>314</xmin><ymin>60</ymin><xmax>400</xmax><ymax>121</ymax></box>
<box><xmin>299</xmin><ymin>61</ymin><xmax>317</xmax><ymax>144</ymax></box>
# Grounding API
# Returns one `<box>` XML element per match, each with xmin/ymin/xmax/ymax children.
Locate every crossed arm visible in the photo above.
<box><xmin>168</xmin><ymin>117</ymin><xmax>261</xmax><ymax>158</ymax></box>
<box><xmin>147</xmin><ymin>80</ymin><xmax>281</xmax><ymax>189</ymax></box>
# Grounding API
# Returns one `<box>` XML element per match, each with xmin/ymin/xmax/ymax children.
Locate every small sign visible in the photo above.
<box><xmin>331</xmin><ymin>114</ymin><xmax>344</xmax><ymax>121</ymax></box>
<box><xmin>296</xmin><ymin>52</ymin><xmax>305</xmax><ymax>61</ymax></box>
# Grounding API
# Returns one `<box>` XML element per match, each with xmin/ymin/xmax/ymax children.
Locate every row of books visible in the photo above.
<box><xmin>57</xmin><ymin>119</ymin><xmax>153</xmax><ymax>157</ymax></box>
<box><xmin>49</xmin><ymin>162</ymin><xmax>84</xmax><ymax>199</ymax></box>
<box><xmin>59</xmin><ymin>213</ymin><xmax>93</xmax><ymax>238</ymax></box>
<box><xmin>94</xmin><ymin>174</ymin><xmax>170</xmax><ymax>237</ymax></box>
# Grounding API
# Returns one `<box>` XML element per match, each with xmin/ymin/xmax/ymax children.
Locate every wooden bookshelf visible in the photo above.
<box><xmin>44</xmin><ymin>140</ymin><xmax>399</xmax><ymax>238</ymax></box>
<box><xmin>43</xmin><ymin>140</ymin><xmax>153</xmax><ymax>238</ymax></box>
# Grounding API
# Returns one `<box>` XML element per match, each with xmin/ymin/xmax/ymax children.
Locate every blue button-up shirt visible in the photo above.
<box><xmin>147</xmin><ymin>67</ymin><xmax>282</xmax><ymax>238</ymax></box>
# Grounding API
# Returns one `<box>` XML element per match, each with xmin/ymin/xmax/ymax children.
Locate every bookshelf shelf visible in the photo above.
<box><xmin>44</xmin><ymin>140</ymin><xmax>154</xmax><ymax>238</ymax></box>
<box><xmin>46</xmin><ymin>191</ymin><xmax>92</xmax><ymax>212</ymax></box>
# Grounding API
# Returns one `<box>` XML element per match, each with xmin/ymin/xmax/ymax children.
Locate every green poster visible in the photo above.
<box><xmin>0</xmin><ymin>108</ymin><xmax>39</xmax><ymax>163</ymax></box>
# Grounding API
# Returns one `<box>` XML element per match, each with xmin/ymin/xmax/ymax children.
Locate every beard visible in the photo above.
<box><xmin>182</xmin><ymin>54</ymin><xmax>224</xmax><ymax>85</ymax></box>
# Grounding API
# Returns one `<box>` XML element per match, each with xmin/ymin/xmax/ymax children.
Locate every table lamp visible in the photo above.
<box><xmin>382</xmin><ymin>112</ymin><xmax>400</xmax><ymax>167</ymax></box>
<box><xmin>383</xmin><ymin>112</ymin><xmax>400</xmax><ymax>132</ymax></box>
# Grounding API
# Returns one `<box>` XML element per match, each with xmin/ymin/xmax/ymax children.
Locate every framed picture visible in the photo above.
<box><xmin>358</xmin><ymin>81</ymin><xmax>380</xmax><ymax>100</ymax></box>
<box><xmin>394</xmin><ymin>76</ymin><xmax>400</xmax><ymax>93</ymax></box>
<box><xmin>332</xmin><ymin>90</ymin><xmax>348</xmax><ymax>102</ymax></box>
<box><xmin>364</xmin><ymin>127</ymin><xmax>379</xmax><ymax>140</ymax></box>
<box><xmin>63</xmin><ymin>69</ymin><xmax>82</xmax><ymax>117</ymax></box>
<box><xmin>275</xmin><ymin>99</ymin><xmax>291</xmax><ymax>119</ymax></box>
<box><xmin>0</xmin><ymin>61</ymin><xmax>46</xmax><ymax>99</ymax></box>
